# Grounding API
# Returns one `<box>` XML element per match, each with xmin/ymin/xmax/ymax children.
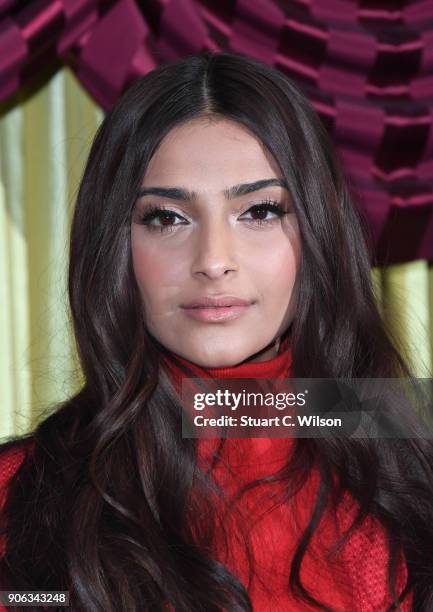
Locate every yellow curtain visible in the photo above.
<box><xmin>371</xmin><ymin>264</ymin><xmax>433</xmax><ymax>378</ymax></box>
<box><xmin>0</xmin><ymin>67</ymin><xmax>103</xmax><ymax>439</ymax></box>
<box><xmin>0</xmin><ymin>68</ymin><xmax>432</xmax><ymax>440</ymax></box>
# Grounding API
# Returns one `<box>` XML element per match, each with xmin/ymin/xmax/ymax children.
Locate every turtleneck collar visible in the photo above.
<box><xmin>159</xmin><ymin>331</ymin><xmax>294</xmax><ymax>469</ymax></box>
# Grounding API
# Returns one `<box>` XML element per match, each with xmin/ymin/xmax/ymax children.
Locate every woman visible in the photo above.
<box><xmin>1</xmin><ymin>51</ymin><xmax>432</xmax><ymax>611</ymax></box>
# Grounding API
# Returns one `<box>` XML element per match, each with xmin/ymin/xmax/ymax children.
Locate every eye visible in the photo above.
<box><xmin>240</xmin><ymin>199</ymin><xmax>288</xmax><ymax>226</ymax></box>
<box><xmin>137</xmin><ymin>199</ymin><xmax>289</xmax><ymax>234</ymax></box>
<box><xmin>137</xmin><ymin>205</ymin><xmax>188</xmax><ymax>234</ymax></box>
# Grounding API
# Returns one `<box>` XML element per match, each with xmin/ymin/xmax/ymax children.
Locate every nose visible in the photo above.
<box><xmin>190</xmin><ymin>216</ymin><xmax>238</xmax><ymax>280</ymax></box>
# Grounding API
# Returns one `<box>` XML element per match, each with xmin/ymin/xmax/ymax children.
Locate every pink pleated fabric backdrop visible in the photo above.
<box><xmin>1</xmin><ymin>0</ymin><xmax>432</xmax><ymax>264</ymax></box>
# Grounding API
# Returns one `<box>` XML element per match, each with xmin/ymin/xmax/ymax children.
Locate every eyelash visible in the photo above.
<box><xmin>137</xmin><ymin>199</ymin><xmax>288</xmax><ymax>234</ymax></box>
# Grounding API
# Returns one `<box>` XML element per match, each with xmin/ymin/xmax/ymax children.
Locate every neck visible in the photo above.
<box><xmin>159</xmin><ymin>330</ymin><xmax>293</xmax><ymax>395</ymax></box>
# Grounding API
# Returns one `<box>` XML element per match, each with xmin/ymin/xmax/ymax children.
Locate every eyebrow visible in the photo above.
<box><xmin>137</xmin><ymin>178</ymin><xmax>288</xmax><ymax>201</ymax></box>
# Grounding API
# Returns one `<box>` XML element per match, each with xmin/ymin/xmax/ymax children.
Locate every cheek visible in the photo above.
<box><xmin>131</xmin><ymin>240</ymin><xmax>185</xmax><ymax>316</ymax></box>
<box><xmin>252</xmin><ymin>237</ymin><xmax>299</xmax><ymax>297</ymax></box>
<box><xmin>131</xmin><ymin>240</ymin><xmax>176</xmax><ymax>302</ymax></box>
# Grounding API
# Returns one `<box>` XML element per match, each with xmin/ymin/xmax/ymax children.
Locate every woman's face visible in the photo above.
<box><xmin>131</xmin><ymin>117</ymin><xmax>301</xmax><ymax>368</ymax></box>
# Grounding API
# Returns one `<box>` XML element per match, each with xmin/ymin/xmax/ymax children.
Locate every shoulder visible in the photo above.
<box><xmin>0</xmin><ymin>436</ymin><xmax>35</xmax><ymax>510</ymax></box>
<box><xmin>336</xmin><ymin>494</ymin><xmax>412</xmax><ymax>611</ymax></box>
<box><xmin>0</xmin><ymin>437</ymin><xmax>36</xmax><ymax>564</ymax></box>
<box><xmin>294</xmin><ymin>469</ymin><xmax>412</xmax><ymax>610</ymax></box>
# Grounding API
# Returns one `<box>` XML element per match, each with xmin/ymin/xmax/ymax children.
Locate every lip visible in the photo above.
<box><xmin>182</xmin><ymin>295</ymin><xmax>253</xmax><ymax>308</ymax></box>
<box><xmin>182</xmin><ymin>304</ymin><xmax>252</xmax><ymax>322</ymax></box>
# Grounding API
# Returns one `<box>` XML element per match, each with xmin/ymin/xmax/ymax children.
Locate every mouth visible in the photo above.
<box><xmin>182</xmin><ymin>304</ymin><xmax>252</xmax><ymax>322</ymax></box>
<box><xmin>181</xmin><ymin>295</ymin><xmax>253</xmax><ymax>308</ymax></box>
<box><xmin>188</xmin><ymin>305</ymin><xmax>236</xmax><ymax>309</ymax></box>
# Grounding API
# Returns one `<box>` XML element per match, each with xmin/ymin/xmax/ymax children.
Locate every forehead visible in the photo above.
<box><xmin>142</xmin><ymin>117</ymin><xmax>281</xmax><ymax>186</ymax></box>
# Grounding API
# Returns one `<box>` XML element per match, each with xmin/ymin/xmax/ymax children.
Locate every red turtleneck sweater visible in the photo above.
<box><xmin>160</xmin><ymin>336</ymin><xmax>412</xmax><ymax>611</ymax></box>
<box><xmin>0</xmin><ymin>337</ymin><xmax>412</xmax><ymax>611</ymax></box>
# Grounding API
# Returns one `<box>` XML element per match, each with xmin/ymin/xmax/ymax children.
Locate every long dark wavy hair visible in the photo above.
<box><xmin>1</xmin><ymin>51</ymin><xmax>433</xmax><ymax>611</ymax></box>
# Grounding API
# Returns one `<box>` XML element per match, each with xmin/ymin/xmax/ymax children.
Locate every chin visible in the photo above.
<box><xmin>189</xmin><ymin>347</ymin><xmax>247</xmax><ymax>369</ymax></box>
